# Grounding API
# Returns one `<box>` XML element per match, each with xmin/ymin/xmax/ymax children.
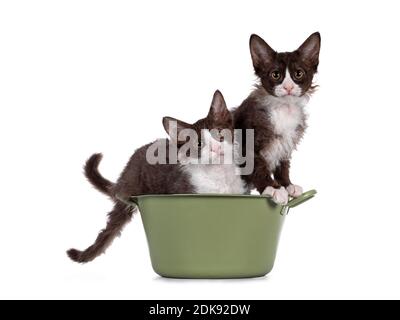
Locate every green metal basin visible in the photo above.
<box><xmin>125</xmin><ymin>190</ymin><xmax>316</xmax><ymax>279</ymax></box>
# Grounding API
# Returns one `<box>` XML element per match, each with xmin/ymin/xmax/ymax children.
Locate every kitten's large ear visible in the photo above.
<box><xmin>249</xmin><ymin>34</ymin><xmax>276</xmax><ymax>69</ymax></box>
<box><xmin>207</xmin><ymin>90</ymin><xmax>231</xmax><ymax>123</ymax></box>
<box><xmin>297</xmin><ymin>32</ymin><xmax>321</xmax><ymax>66</ymax></box>
<box><xmin>162</xmin><ymin>116</ymin><xmax>192</xmax><ymax>137</ymax></box>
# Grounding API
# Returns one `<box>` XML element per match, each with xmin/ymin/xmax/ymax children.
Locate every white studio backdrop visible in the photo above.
<box><xmin>0</xmin><ymin>0</ymin><xmax>399</xmax><ymax>299</ymax></box>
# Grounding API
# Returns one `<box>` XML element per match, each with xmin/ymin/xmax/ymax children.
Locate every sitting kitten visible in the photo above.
<box><xmin>234</xmin><ymin>32</ymin><xmax>321</xmax><ymax>204</ymax></box>
<box><xmin>67</xmin><ymin>90</ymin><xmax>245</xmax><ymax>263</ymax></box>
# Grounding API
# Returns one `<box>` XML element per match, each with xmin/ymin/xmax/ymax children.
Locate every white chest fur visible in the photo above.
<box><xmin>183</xmin><ymin>164</ymin><xmax>246</xmax><ymax>194</ymax></box>
<box><xmin>260</xmin><ymin>95</ymin><xmax>308</xmax><ymax>171</ymax></box>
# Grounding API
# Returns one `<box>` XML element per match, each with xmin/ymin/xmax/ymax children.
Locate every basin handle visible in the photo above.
<box><xmin>287</xmin><ymin>189</ymin><xmax>317</xmax><ymax>209</ymax></box>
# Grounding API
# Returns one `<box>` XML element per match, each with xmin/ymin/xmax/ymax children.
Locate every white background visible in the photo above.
<box><xmin>1</xmin><ymin>0</ymin><xmax>399</xmax><ymax>300</ymax></box>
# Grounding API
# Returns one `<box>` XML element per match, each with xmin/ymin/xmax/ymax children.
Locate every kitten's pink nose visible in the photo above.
<box><xmin>283</xmin><ymin>83</ymin><xmax>294</xmax><ymax>94</ymax></box>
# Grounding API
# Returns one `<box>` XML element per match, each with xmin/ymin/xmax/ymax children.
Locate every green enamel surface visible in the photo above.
<box><xmin>131</xmin><ymin>190</ymin><xmax>316</xmax><ymax>278</ymax></box>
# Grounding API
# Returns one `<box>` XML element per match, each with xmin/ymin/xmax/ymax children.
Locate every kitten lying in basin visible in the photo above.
<box><xmin>67</xmin><ymin>90</ymin><xmax>246</xmax><ymax>263</ymax></box>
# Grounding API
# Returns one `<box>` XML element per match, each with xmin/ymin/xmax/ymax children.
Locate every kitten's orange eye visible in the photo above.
<box><xmin>270</xmin><ymin>71</ymin><xmax>281</xmax><ymax>80</ymax></box>
<box><xmin>294</xmin><ymin>69</ymin><xmax>304</xmax><ymax>80</ymax></box>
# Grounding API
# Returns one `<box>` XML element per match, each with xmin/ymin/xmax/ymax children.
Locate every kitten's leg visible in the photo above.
<box><xmin>250</xmin><ymin>154</ymin><xmax>280</xmax><ymax>193</ymax></box>
<box><xmin>67</xmin><ymin>201</ymin><xmax>136</xmax><ymax>263</ymax></box>
<box><xmin>273</xmin><ymin>160</ymin><xmax>291</xmax><ymax>187</ymax></box>
<box><xmin>247</xmin><ymin>155</ymin><xmax>288</xmax><ymax>204</ymax></box>
<box><xmin>274</xmin><ymin>160</ymin><xmax>303</xmax><ymax>198</ymax></box>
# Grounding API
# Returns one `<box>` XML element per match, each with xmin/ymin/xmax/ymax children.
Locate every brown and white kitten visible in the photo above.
<box><xmin>67</xmin><ymin>90</ymin><xmax>245</xmax><ymax>263</ymax></box>
<box><xmin>234</xmin><ymin>32</ymin><xmax>321</xmax><ymax>204</ymax></box>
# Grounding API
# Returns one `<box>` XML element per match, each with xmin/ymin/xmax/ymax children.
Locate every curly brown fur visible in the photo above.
<box><xmin>68</xmin><ymin>91</ymin><xmax>238</xmax><ymax>263</ymax></box>
<box><xmin>84</xmin><ymin>153</ymin><xmax>114</xmax><ymax>196</ymax></box>
<box><xmin>234</xmin><ymin>33</ymin><xmax>321</xmax><ymax>193</ymax></box>
<box><xmin>67</xmin><ymin>202</ymin><xmax>135</xmax><ymax>263</ymax></box>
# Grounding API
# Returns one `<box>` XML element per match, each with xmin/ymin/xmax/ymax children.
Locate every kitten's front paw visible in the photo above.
<box><xmin>286</xmin><ymin>184</ymin><xmax>303</xmax><ymax>198</ymax></box>
<box><xmin>262</xmin><ymin>186</ymin><xmax>289</xmax><ymax>205</ymax></box>
<box><xmin>273</xmin><ymin>187</ymin><xmax>289</xmax><ymax>205</ymax></box>
<box><xmin>262</xmin><ymin>186</ymin><xmax>275</xmax><ymax>197</ymax></box>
